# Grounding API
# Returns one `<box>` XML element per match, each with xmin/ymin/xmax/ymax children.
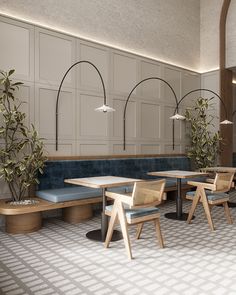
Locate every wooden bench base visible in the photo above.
<box><xmin>62</xmin><ymin>204</ymin><xmax>93</xmax><ymax>223</ymax></box>
<box><xmin>0</xmin><ymin>197</ymin><xmax>102</xmax><ymax>234</ymax></box>
<box><xmin>6</xmin><ymin>212</ymin><xmax>42</xmax><ymax>234</ymax></box>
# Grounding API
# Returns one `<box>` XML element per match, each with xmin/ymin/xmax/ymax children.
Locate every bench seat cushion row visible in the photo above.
<box><xmin>36</xmin><ymin>185</ymin><xmax>134</xmax><ymax>203</ymax></box>
<box><xmin>36</xmin><ymin>178</ymin><xmax>184</xmax><ymax>203</ymax></box>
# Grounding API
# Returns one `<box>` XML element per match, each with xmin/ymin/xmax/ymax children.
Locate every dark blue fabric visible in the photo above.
<box><xmin>37</xmin><ymin>156</ymin><xmax>191</xmax><ymax>190</ymax></box>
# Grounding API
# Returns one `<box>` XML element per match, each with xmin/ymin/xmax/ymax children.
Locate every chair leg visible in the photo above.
<box><xmin>116</xmin><ymin>201</ymin><xmax>132</xmax><ymax>260</ymax></box>
<box><xmin>154</xmin><ymin>219</ymin><xmax>164</xmax><ymax>248</ymax></box>
<box><xmin>104</xmin><ymin>203</ymin><xmax>118</xmax><ymax>248</ymax></box>
<box><xmin>136</xmin><ymin>223</ymin><xmax>143</xmax><ymax>239</ymax></box>
<box><xmin>187</xmin><ymin>189</ymin><xmax>201</xmax><ymax>224</ymax></box>
<box><xmin>201</xmin><ymin>194</ymin><xmax>215</xmax><ymax>231</ymax></box>
<box><xmin>223</xmin><ymin>202</ymin><xmax>233</xmax><ymax>224</ymax></box>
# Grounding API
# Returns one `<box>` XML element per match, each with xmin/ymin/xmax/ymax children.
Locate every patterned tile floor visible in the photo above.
<box><xmin>0</xmin><ymin>199</ymin><xmax>236</xmax><ymax>295</ymax></box>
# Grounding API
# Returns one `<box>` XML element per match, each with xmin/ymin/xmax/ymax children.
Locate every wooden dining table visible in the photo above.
<box><xmin>65</xmin><ymin>176</ymin><xmax>141</xmax><ymax>242</ymax></box>
<box><xmin>147</xmin><ymin>170</ymin><xmax>208</xmax><ymax>221</ymax></box>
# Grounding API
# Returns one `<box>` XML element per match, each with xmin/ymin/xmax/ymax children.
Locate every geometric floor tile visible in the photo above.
<box><xmin>0</xmin><ymin>199</ymin><xmax>236</xmax><ymax>295</ymax></box>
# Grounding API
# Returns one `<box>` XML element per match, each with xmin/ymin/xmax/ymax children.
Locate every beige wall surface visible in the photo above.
<box><xmin>0</xmin><ymin>0</ymin><xmax>200</xmax><ymax>71</ymax></box>
<box><xmin>200</xmin><ymin>0</ymin><xmax>223</xmax><ymax>72</ymax></box>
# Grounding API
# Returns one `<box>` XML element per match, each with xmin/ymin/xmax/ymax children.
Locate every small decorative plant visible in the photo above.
<box><xmin>185</xmin><ymin>97</ymin><xmax>222</xmax><ymax>170</ymax></box>
<box><xmin>0</xmin><ymin>70</ymin><xmax>47</xmax><ymax>203</ymax></box>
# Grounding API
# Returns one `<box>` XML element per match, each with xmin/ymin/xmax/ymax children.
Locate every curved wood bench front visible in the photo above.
<box><xmin>0</xmin><ymin>196</ymin><xmax>102</xmax><ymax>234</ymax></box>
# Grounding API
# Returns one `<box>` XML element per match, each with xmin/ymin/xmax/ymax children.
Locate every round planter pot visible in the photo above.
<box><xmin>6</xmin><ymin>211</ymin><xmax>42</xmax><ymax>234</ymax></box>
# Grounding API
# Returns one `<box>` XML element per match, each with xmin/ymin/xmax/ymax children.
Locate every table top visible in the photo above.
<box><xmin>201</xmin><ymin>167</ymin><xmax>236</xmax><ymax>173</ymax></box>
<box><xmin>148</xmin><ymin>170</ymin><xmax>208</xmax><ymax>179</ymax></box>
<box><xmin>64</xmin><ymin>176</ymin><xmax>141</xmax><ymax>189</ymax></box>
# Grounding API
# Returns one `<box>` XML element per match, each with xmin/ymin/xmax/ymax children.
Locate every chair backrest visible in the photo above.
<box><xmin>131</xmin><ymin>179</ymin><xmax>166</xmax><ymax>208</ymax></box>
<box><xmin>213</xmin><ymin>172</ymin><xmax>234</xmax><ymax>193</ymax></box>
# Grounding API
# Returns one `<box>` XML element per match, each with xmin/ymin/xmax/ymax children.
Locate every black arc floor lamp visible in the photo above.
<box><xmin>123</xmin><ymin>77</ymin><xmax>180</xmax><ymax>151</ymax></box>
<box><xmin>170</xmin><ymin>88</ymin><xmax>233</xmax><ymax>160</ymax></box>
<box><xmin>55</xmin><ymin>60</ymin><xmax>115</xmax><ymax>150</ymax></box>
<box><xmin>123</xmin><ymin>81</ymin><xmax>233</xmax><ymax>151</ymax></box>
<box><xmin>170</xmin><ymin>88</ymin><xmax>233</xmax><ymax>125</ymax></box>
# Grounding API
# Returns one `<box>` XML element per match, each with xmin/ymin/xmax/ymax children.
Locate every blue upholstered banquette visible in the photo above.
<box><xmin>36</xmin><ymin>156</ymin><xmax>191</xmax><ymax>203</ymax></box>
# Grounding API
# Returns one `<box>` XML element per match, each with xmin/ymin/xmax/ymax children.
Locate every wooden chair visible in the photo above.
<box><xmin>104</xmin><ymin>179</ymin><xmax>166</xmax><ymax>259</ymax></box>
<box><xmin>186</xmin><ymin>172</ymin><xmax>234</xmax><ymax>231</ymax></box>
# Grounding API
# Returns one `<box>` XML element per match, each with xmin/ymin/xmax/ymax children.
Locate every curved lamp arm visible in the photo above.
<box><xmin>123</xmin><ymin>77</ymin><xmax>178</xmax><ymax>150</ymax></box>
<box><xmin>55</xmin><ymin>60</ymin><xmax>114</xmax><ymax>151</ymax></box>
<box><xmin>171</xmin><ymin>88</ymin><xmax>232</xmax><ymax>124</ymax></box>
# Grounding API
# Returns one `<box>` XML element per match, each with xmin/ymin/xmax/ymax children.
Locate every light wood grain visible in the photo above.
<box><xmin>48</xmin><ymin>153</ymin><xmax>186</xmax><ymax>161</ymax></box>
<box><xmin>186</xmin><ymin>172</ymin><xmax>234</xmax><ymax>230</ymax></box>
<box><xmin>6</xmin><ymin>212</ymin><xmax>42</xmax><ymax>234</ymax></box>
<box><xmin>0</xmin><ymin>197</ymin><xmax>102</xmax><ymax>215</ymax></box>
<box><xmin>62</xmin><ymin>204</ymin><xmax>93</xmax><ymax>224</ymax></box>
<box><xmin>65</xmin><ymin>176</ymin><xmax>141</xmax><ymax>189</ymax></box>
<box><xmin>148</xmin><ymin>170</ymin><xmax>208</xmax><ymax>179</ymax></box>
<box><xmin>105</xmin><ymin>179</ymin><xmax>165</xmax><ymax>259</ymax></box>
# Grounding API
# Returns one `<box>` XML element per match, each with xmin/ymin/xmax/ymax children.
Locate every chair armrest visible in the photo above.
<box><xmin>105</xmin><ymin>191</ymin><xmax>133</xmax><ymax>205</ymax></box>
<box><xmin>187</xmin><ymin>181</ymin><xmax>216</xmax><ymax>190</ymax></box>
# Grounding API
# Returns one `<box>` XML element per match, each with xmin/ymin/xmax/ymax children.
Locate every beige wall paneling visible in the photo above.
<box><xmin>201</xmin><ymin>71</ymin><xmax>220</xmax><ymax>133</ymax></box>
<box><xmin>164</xmin><ymin>144</ymin><xmax>181</xmax><ymax>153</ymax></box>
<box><xmin>163</xmin><ymin>65</ymin><xmax>181</xmax><ymax>104</ymax></box>
<box><xmin>163</xmin><ymin>105</ymin><xmax>183</xmax><ymax>142</ymax></box>
<box><xmin>140</xmin><ymin>144</ymin><xmax>161</xmax><ymax>154</ymax></box>
<box><xmin>140</xmin><ymin>60</ymin><xmax>161</xmax><ymax>100</ymax></box>
<box><xmin>112</xmin><ymin>51</ymin><xmax>138</xmax><ymax>95</ymax></box>
<box><xmin>79</xmin><ymin>142</ymin><xmax>109</xmax><ymax>156</ymax></box>
<box><xmin>43</xmin><ymin>142</ymin><xmax>74</xmax><ymax>156</ymax></box>
<box><xmin>113</xmin><ymin>98</ymin><xmax>136</xmax><ymax>139</ymax></box>
<box><xmin>77</xmin><ymin>40</ymin><xmax>110</xmax><ymax>92</ymax></box>
<box><xmin>0</xmin><ymin>16</ymin><xmax>34</xmax><ymax>82</ymax></box>
<box><xmin>35</xmin><ymin>27</ymin><xmax>76</xmax><ymax>87</ymax></box>
<box><xmin>35</xmin><ymin>84</ymin><xmax>76</xmax><ymax>152</ymax></box>
<box><xmin>112</xmin><ymin>143</ymin><xmax>137</xmax><ymax>154</ymax></box>
<box><xmin>140</xmin><ymin>102</ymin><xmax>160</xmax><ymax>139</ymax></box>
<box><xmin>181</xmin><ymin>71</ymin><xmax>201</xmax><ymax>108</ymax></box>
<box><xmin>77</xmin><ymin>91</ymin><xmax>108</xmax><ymax>139</ymax></box>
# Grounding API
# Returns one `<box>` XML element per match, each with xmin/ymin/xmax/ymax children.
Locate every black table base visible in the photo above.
<box><xmin>165</xmin><ymin>212</ymin><xmax>195</xmax><ymax>221</ymax></box>
<box><xmin>86</xmin><ymin>229</ymin><xmax>123</xmax><ymax>242</ymax></box>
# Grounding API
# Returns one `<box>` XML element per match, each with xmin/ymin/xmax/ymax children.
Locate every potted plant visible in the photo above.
<box><xmin>185</xmin><ymin>97</ymin><xmax>222</xmax><ymax>170</ymax></box>
<box><xmin>0</xmin><ymin>69</ymin><xmax>47</xmax><ymax>204</ymax></box>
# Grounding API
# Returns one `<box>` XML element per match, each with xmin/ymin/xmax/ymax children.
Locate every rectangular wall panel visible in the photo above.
<box><xmin>0</xmin><ymin>17</ymin><xmax>34</xmax><ymax>81</ymax></box>
<box><xmin>44</xmin><ymin>143</ymin><xmax>74</xmax><ymax>156</ymax></box>
<box><xmin>79</xmin><ymin>41</ymin><xmax>109</xmax><ymax>91</ymax></box>
<box><xmin>163</xmin><ymin>66</ymin><xmax>181</xmax><ymax>104</ymax></box>
<box><xmin>78</xmin><ymin>93</ymin><xmax>108</xmax><ymax>137</ymax></box>
<box><xmin>35</xmin><ymin>28</ymin><xmax>75</xmax><ymax>87</ymax></box>
<box><xmin>35</xmin><ymin>85</ymin><xmax>75</xmax><ymax>140</ymax></box>
<box><xmin>113</xmin><ymin>52</ymin><xmax>137</xmax><ymax>94</ymax></box>
<box><xmin>113</xmin><ymin>98</ymin><xmax>136</xmax><ymax>138</ymax></box>
<box><xmin>140</xmin><ymin>60</ymin><xmax>161</xmax><ymax>100</ymax></box>
<box><xmin>113</xmin><ymin>144</ymin><xmax>136</xmax><ymax>154</ymax></box>
<box><xmin>80</xmin><ymin>144</ymin><xmax>108</xmax><ymax>155</ymax></box>
<box><xmin>140</xmin><ymin>144</ymin><xmax>160</xmax><ymax>154</ymax></box>
<box><xmin>141</xmin><ymin>102</ymin><xmax>160</xmax><ymax>139</ymax></box>
<box><xmin>165</xmin><ymin>144</ymin><xmax>181</xmax><ymax>153</ymax></box>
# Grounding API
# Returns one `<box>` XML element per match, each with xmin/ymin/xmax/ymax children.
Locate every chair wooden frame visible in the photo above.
<box><xmin>104</xmin><ymin>179</ymin><xmax>166</xmax><ymax>259</ymax></box>
<box><xmin>186</xmin><ymin>172</ymin><xmax>234</xmax><ymax>231</ymax></box>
